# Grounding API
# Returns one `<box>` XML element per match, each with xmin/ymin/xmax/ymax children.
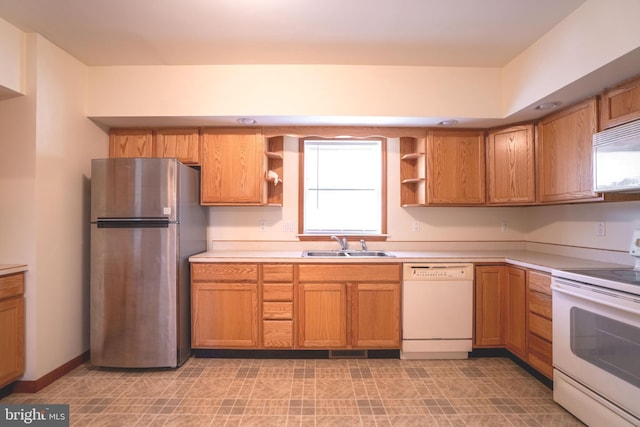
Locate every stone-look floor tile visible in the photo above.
<box><xmin>1</xmin><ymin>357</ymin><xmax>583</xmax><ymax>426</ymax></box>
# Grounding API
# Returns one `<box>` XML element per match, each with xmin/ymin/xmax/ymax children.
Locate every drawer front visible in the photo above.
<box><xmin>528</xmin><ymin>271</ymin><xmax>551</xmax><ymax>296</ymax></box>
<box><xmin>0</xmin><ymin>273</ymin><xmax>24</xmax><ymax>300</ymax></box>
<box><xmin>528</xmin><ymin>291</ymin><xmax>552</xmax><ymax>319</ymax></box>
<box><xmin>528</xmin><ymin>312</ymin><xmax>552</xmax><ymax>341</ymax></box>
<box><xmin>262</xmin><ymin>264</ymin><xmax>293</xmax><ymax>282</ymax></box>
<box><xmin>263</xmin><ymin>320</ymin><xmax>293</xmax><ymax>348</ymax></box>
<box><xmin>263</xmin><ymin>284</ymin><xmax>293</xmax><ymax>301</ymax></box>
<box><xmin>263</xmin><ymin>302</ymin><xmax>293</xmax><ymax>319</ymax></box>
<box><xmin>298</xmin><ymin>264</ymin><xmax>401</xmax><ymax>282</ymax></box>
<box><xmin>528</xmin><ymin>334</ymin><xmax>553</xmax><ymax>379</ymax></box>
<box><xmin>192</xmin><ymin>263</ymin><xmax>258</xmax><ymax>281</ymax></box>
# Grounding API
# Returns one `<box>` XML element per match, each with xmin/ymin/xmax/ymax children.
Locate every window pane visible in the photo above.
<box><xmin>303</xmin><ymin>139</ymin><xmax>383</xmax><ymax>235</ymax></box>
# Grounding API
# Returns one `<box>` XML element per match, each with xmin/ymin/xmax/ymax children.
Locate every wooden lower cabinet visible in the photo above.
<box><xmin>262</xmin><ymin>264</ymin><xmax>294</xmax><ymax>348</ymax></box>
<box><xmin>504</xmin><ymin>266</ymin><xmax>527</xmax><ymax>359</ymax></box>
<box><xmin>191</xmin><ymin>263</ymin><xmax>259</xmax><ymax>348</ymax></box>
<box><xmin>351</xmin><ymin>283</ymin><xmax>401</xmax><ymax>348</ymax></box>
<box><xmin>0</xmin><ymin>272</ymin><xmax>25</xmax><ymax>388</ymax></box>
<box><xmin>474</xmin><ymin>265</ymin><xmax>553</xmax><ymax>379</ymax></box>
<box><xmin>474</xmin><ymin>265</ymin><xmax>506</xmax><ymax>346</ymax></box>
<box><xmin>297</xmin><ymin>263</ymin><xmax>401</xmax><ymax>350</ymax></box>
<box><xmin>527</xmin><ymin>270</ymin><xmax>553</xmax><ymax>379</ymax></box>
<box><xmin>298</xmin><ymin>283</ymin><xmax>348</xmax><ymax>348</ymax></box>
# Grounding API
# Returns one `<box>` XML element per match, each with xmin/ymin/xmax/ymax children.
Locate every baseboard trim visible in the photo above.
<box><xmin>13</xmin><ymin>351</ymin><xmax>89</xmax><ymax>393</ymax></box>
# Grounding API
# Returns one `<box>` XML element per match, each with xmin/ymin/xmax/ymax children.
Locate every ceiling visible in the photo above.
<box><xmin>4</xmin><ymin>0</ymin><xmax>639</xmax><ymax>129</ymax></box>
<box><xmin>0</xmin><ymin>0</ymin><xmax>585</xmax><ymax>67</ymax></box>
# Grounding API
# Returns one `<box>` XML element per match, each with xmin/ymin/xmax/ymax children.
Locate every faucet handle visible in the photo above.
<box><xmin>360</xmin><ymin>239</ymin><xmax>367</xmax><ymax>251</ymax></box>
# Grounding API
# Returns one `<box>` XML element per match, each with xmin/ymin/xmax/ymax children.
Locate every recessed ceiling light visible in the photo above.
<box><xmin>237</xmin><ymin>118</ymin><xmax>256</xmax><ymax>125</ymax></box>
<box><xmin>438</xmin><ymin>119</ymin><xmax>458</xmax><ymax>126</ymax></box>
<box><xmin>535</xmin><ymin>102</ymin><xmax>561</xmax><ymax>110</ymax></box>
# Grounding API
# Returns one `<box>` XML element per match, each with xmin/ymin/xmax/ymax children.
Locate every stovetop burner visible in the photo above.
<box><xmin>564</xmin><ymin>269</ymin><xmax>640</xmax><ymax>286</ymax></box>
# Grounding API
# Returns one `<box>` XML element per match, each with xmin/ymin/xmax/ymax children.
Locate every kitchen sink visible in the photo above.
<box><xmin>302</xmin><ymin>250</ymin><xmax>394</xmax><ymax>258</ymax></box>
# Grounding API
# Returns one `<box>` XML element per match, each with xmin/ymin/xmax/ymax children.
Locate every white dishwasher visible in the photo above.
<box><xmin>402</xmin><ymin>263</ymin><xmax>474</xmax><ymax>359</ymax></box>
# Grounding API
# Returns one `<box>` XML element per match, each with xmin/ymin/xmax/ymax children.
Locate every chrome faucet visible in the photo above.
<box><xmin>360</xmin><ymin>239</ymin><xmax>367</xmax><ymax>251</ymax></box>
<box><xmin>331</xmin><ymin>235</ymin><xmax>348</xmax><ymax>251</ymax></box>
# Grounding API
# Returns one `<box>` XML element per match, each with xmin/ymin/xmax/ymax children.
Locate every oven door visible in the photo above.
<box><xmin>552</xmin><ymin>278</ymin><xmax>640</xmax><ymax>420</ymax></box>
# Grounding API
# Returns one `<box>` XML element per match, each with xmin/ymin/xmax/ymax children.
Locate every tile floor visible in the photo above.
<box><xmin>1</xmin><ymin>356</ymin><xmax>584</xmax><ymax>426</ymax></box>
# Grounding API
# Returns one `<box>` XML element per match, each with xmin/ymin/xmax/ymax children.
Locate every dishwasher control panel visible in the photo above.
<box><xmin>403</xmin><ymin>263</ymin><xmax>474</xmax><ymax>281</ymax></box>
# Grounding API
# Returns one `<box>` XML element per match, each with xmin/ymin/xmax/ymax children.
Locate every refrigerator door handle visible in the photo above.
<box><xmin>96</xmin><ymin>218</ymin><xmax>170</xmax><ymax>228</ymax></box>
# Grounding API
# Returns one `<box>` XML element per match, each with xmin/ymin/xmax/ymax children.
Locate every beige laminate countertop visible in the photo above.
<box><xmin>189</xmin><ymin>250</ymin><xmax>628</xmax><ymax>274</ymax></box>
<box><xmin>0</xmin><ymin>264</ymin><xmax>28</xmax><ymax>276</ymax></box>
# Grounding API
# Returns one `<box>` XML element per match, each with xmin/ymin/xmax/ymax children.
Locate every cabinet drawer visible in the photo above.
<box><xmin>263</xmin><ymin>284</ymin><xmax>293</xmax><ymax>301</ymax></box>
<box><xmin>192</xmin><ymin>263</ymin><xmax>258</xmax><ymax>281</ymax></box>
<box><xmin>0</xmin><ymin>273</ymin><xmax>24</xmax><ymax>300</ymax></box>
<box><xmin>529</xmin><ymin>291</ymin><xmax>552</xmax><ymax>319</ymax></box>
<box><xmin>528</xmin><ymin>271</ymin><xmax>551</xmax><ymax>296</ymax></box>
<box><xmin>298</xmin><ymin>264</ymin><xmax>401</xmax><ymax>282</ymax></box>
<box><xmin>263</xmin><ymin>320</ymin><xmax>293</xmax><ymax>348</ymax></box>
<box><xmin>528</xmin><ymin>312</ymin><xmax>552</xmax><ymax>342</ymax></box>
<box><xmin>263</xmin><ymin>302</ymin><xmax>293</xmax><ymax>319</ymax></box>
<box><xmin>263</xmin><ymin>264</ymin><xmax>293</xmax><ymax>282</ymax></box>
<box><xmin>528</xmin><ymin>334</ymin><xmax>553</xmax><ymax>379</ymax></box>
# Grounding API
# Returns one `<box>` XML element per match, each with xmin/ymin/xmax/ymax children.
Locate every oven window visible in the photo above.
<box><xmin>570</xmin><ymin>307</ymin><xmax>640</xmax><ymax>388</ymax></box>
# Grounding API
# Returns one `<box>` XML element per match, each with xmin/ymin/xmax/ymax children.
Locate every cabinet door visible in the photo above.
<box><xmin>351</xmin><ymin>283</ymin><xmax>400</xmax><ymax>348</ymax></box>
<box><xmin>155</xmin><ymin>128</ymin><xmax>200</xmax><ymax>165</ymax></box>
<box><xmin>426</xmin><ymin>130</ymin><xmax>485</xmax><ymax>205</ymax></box>
<box><xmin>504</xmin><ymin>267</ymin><xmax>527</xmax><ymax>358</ymax></box>
<box><xmin>297</xmin><ymin>283</ymin><xmax>347</xmax><ymax>348</ymax></box>
<box><xmin>486</xmin><ymin>124</ymin><xmax>535</xmax><ymax>204</ymax></box>
<box><xmin>191</xmin><ymin>283</ymin><xmax>258</xmax><ymax>348</ymax></box>
<box><xmin>537</xmin><ymin>98</ymin><xmax>599</xmax><ymax>203</ymax></box>
<box><xmin>109</xmin><ymin>129</ymin><xmax>154</xmax><ymax>158</ymax></box>
<box><xmin>200</xmin><ymin>128</ymin><xmax>266</xmax><ymax>205</ymax></box>
<box><xmin>474</xmin><ymin>266</ymin><xmax>506</xmax><ymax>347</ymax></box>
<box><xmin>600</xmin><ymin>75</ymin><xmax>640</xmax><ymax>130</ymax></box>
<box><xmin>0</xmin><ymin>296</ymin><xmax>24</xmax><ymax>387</ymax></box>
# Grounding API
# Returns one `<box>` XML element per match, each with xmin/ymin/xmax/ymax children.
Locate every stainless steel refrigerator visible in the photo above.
<box><xmin>90</xmin><ymin>158</ymin><xmax>207</xmax><ymax>368</ymax></box>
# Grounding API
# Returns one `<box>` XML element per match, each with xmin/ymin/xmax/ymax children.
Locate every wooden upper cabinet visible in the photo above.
<box><xmin>399</xmin><ymin>136</ymin><xmax>427</xmax><ymax>206</ymax></box>
<box><xmin>537</xmin><ymin>98</ymin><xmax>599</xmax><ymax>203</ymax></box>
<box><xmin>600</xmin><ymin>74</ymin><xmax>640</xmax><ymax>130</ymax></box>
<box><xmin>426</xmin><ymin>129</ymin><xmax>485</xmax><ymax>205</ymax></box>
<box><xmin>486</xmin><ymin>124</ymin><xmax>536</xmax><ymax>205</ymax></box>
<box><xmin>154</xmin><ymin>128</ymin><xmax>200</xmax><ymax>165</ymax></box>
<box><xmin>200</xmin><ymin>128</ymin><xmax>267</xmax><ymax>205</ymax></box>
<box><xmin>109</xmin><ymin>129</ymin><xmax>154</xmax><ymax>158</ymax></box>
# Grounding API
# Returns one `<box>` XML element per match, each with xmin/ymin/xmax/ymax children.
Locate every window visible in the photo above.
<box><xmin>300</xmin><ymin>138</ymin><xmax>386</xmax><ymax>238</ymax></box>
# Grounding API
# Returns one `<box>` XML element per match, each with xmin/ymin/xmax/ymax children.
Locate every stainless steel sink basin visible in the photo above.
<box><xmin>302</xmin><ymin>250</ymin><xmax>394</xmax><ymax>258</ymax></box>
<box><xmin>302</xmin><ymin>251</ymin><xmax>348</xmax><ymax>257</ymax></box>
<box><xmin>344</xmin><ymin>251</ymin><xmax>394</xmax><ymax>257</ymax></box>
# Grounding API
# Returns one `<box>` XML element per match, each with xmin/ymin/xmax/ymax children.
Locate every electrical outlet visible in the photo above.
<box><xmin>501</xmin><ymin>221</ymin><xmax>509</xmax><ymax>233</ymax></box>
<box><xmin>259</xmin><ymin>220</ymin><xmax>267</xmax><ymax>232</ymax></box>
<box><xmin>596</xmin><ymin>222</ymin><xmax>606</xmax><ymax>236</ymax></box>
<box><xmin>282</xmin><ymin>221</ymin><xmax>295</xmax><ymax>232</ymax></box>
<box><xmin>412</xmin><ymin>221</ymin><xmax>420</xmax><ymax>232</ymax></box>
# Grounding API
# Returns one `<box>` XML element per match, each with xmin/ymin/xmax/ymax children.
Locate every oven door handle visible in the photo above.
<box><xmin>551</xmin><ymin>282</ymin><xmax>640</xmax><ymax>315</ymax></box>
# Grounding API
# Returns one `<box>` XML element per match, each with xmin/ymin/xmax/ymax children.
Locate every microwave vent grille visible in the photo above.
<box><xmin>594</xmin><ymin>119</ymin><xmax>640</xmax><ymax>146</ymax></box>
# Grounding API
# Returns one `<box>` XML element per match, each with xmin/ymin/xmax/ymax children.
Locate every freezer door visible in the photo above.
<box><xmin>90</xmin><ymin>222</ymin><xmax>179</xmax><ymax>368</ymax></box>
<box><xmin>91</xmin><ymin>158</ymin><xmax>178</xmax><ymax>222</ymax></box>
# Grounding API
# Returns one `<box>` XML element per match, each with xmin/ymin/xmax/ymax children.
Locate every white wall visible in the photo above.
<box><xmin>0</xmin><ymin>16</ymin><xmax>24</xmax><ymax>97</ymax></box>
<box><xmin>87</xmin><ymin>65</ymin><xmax>502</xmax><ymax>123</ymax></box>
<box><xmin>207</xmin><ymin>137</ymin><xmax>529</xmax><ymax>249</ymax></box>
<box><xmin>502</xmin><ymin>0</ymin><xmax>640</xmax><ymax>115</ymax></box>
<box><xmin>0</xmin><ymin>33</ymin><xmax>108</xmax><ymax>380</ymax></box>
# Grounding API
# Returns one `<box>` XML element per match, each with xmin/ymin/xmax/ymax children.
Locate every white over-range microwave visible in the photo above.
<box><xmin>593</xmin><ymin>119</ymin><xmax>640</xmax><ymax>193</ymax></box>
